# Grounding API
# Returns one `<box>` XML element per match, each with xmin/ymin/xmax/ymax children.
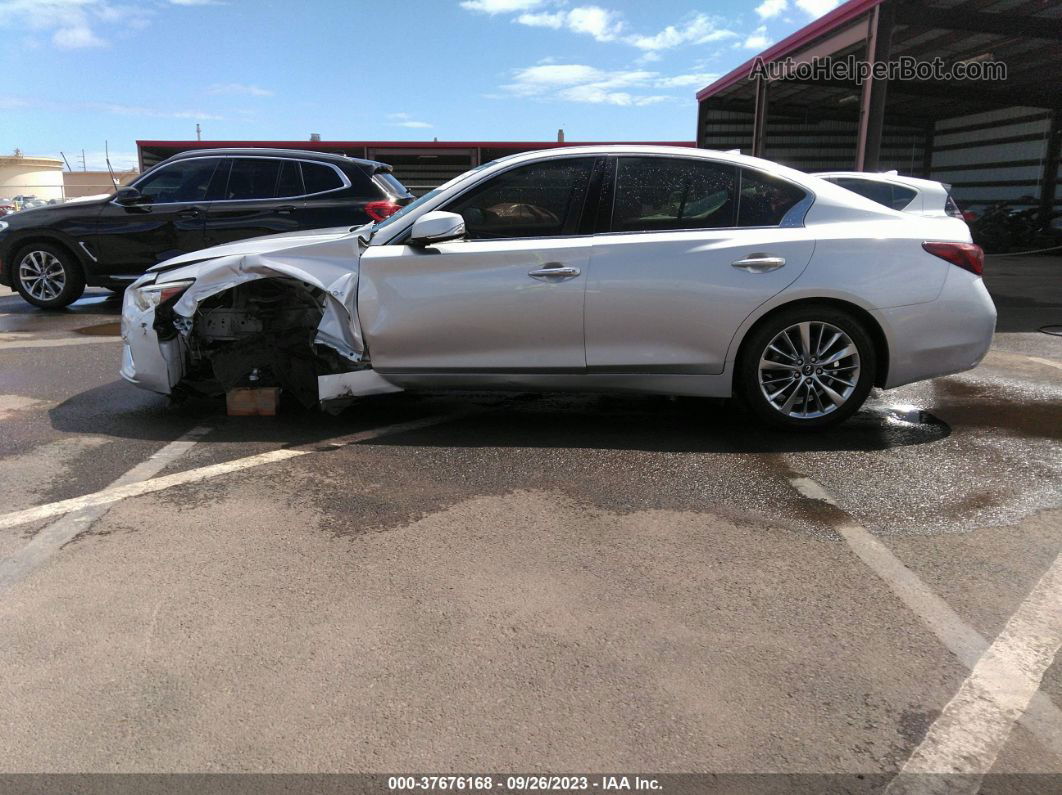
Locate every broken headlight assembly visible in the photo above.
<box><xmin>132</xmin><ymin>279</ymin><xmax>194</xmax><ymax>312</ymax></box>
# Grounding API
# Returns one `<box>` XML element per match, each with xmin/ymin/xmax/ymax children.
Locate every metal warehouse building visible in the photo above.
<box><xmin>695</xmin><ymin>0</ymin><xmax>1061</xmax><ymax>219</ymax></box>
<box><xmin>136</xmin><ymin>139</ymin><xmax>693</xmax><ymax>196</ymax></box>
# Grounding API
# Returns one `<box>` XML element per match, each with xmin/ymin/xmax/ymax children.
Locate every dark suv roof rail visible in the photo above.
<box><xmin>164</xmin><ymin>147</ymin><xmax>384</xmax><ymax>170</ymax></box>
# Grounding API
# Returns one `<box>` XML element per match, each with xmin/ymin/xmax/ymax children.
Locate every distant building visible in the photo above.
<box><xmin>62</xmin><ymin>170</ymin><xmax>138</xmax><ymax>199</ymax></box>
<box><xmin>0</xmin><ymin>154</ymin><xmax>64</xmax><ymax>201</ymax></box>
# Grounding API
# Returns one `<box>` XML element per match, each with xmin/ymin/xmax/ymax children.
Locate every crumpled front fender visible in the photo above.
<box><xmin>121</xmin><ymin>240</ymin><xmax>404</xmax><ymax>402</ymax></box>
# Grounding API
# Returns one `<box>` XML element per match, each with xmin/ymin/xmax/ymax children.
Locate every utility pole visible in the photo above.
<box><xmin>80</xmin><ymin>149</ymin><xmax>87</xmax><ymax>171</ymax></box>
<box><xmin>196</xmin><ymin>123</ymin><xmax>202</xmax><ymax>141</ymax></box>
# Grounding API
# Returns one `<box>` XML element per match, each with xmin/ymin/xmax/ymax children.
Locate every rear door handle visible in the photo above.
<box><xmin>529</xmin><ymin>263</ymin><xmax>581</xmax><ymax>281</ymax></box>
<box><xmin>731</xmin><ymin>254</ymin><xmax>785</xmax><ymax>272</ymax></box>
<box><xmin>275</xmin><ymin>205</ymin><xmax>296</xmax><ymax>215</ymax></box>
<box><xmin>177</xmin><ymin>207</ymin><xmax>202</xmax><ymax>219</ymax></box>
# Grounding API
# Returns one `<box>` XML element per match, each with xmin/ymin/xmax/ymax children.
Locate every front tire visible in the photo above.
<box><xmin>736</xmin><ymin>305</ymin><xmax>876</xmax><ymax>430</ymax></box>
<box><xmin>13</xmin><ymin>243</ymin><xmax>86</xmax><ymax>309</ymax></box>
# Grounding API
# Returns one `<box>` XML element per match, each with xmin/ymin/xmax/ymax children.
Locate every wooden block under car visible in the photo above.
<box><xmin>226</xmin><ymin>387</ymin><xmax>280</xmax><ymax>416</ymax></box>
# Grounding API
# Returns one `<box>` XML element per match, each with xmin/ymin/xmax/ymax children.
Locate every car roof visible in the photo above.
<box><xmin>481</xmin><ymin>144</ymin><xmax>824</xmax><ymax>190</ymax></box>
<box><xmin>812</xmin><ymin>171</ymin><xmax>948</xmax><ymax>193</ymax></box>
<box><xmin>162</xmin><ymin>147</ymin><xmax>387</xmax><ymax>171</ymax></box>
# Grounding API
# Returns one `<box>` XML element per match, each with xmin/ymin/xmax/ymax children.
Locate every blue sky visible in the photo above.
<box><xmin>0</xmin><ymin>0</ymin><xmax>840</xmax><ymax>170</ymax></box>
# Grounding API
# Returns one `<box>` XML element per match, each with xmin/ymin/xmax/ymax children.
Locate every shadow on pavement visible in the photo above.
<box><xmin>49</xmin><ymin>382</ymin><xmax>950</xmax><ymax>454</ymax></box>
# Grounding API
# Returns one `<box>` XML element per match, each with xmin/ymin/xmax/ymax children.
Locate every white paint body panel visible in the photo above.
<box><xmin>118</xmin><ymin>145</ymin><xmax>996</xmax><ymax>406</ymax></box>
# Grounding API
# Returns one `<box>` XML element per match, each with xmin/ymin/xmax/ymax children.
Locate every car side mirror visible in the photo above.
<box><xmin>409</xmin><ymin>211</ymin><xmax>465</xmax><ymax>247</ymax></box>
<box><xmin>114</xmin><ymin>186</ymin><xmax>149</xmax><ymax>206</ymax></box>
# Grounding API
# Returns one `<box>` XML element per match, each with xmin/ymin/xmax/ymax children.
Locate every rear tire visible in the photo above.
<box><xmin>13</xmin><ymin>243</ymin><xmax>85</xmax><ymax>309</ymax></box>
<box><xmin>736</xmin><ymin>305</ymin><xmax>876</xmax><ymax>430</ymax></box>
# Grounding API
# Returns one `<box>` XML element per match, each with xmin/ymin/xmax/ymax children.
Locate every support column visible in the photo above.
<box><xmin>751</xmin><ymin>76</ymin><xmax>769</xmax><ymax>158</ymax></box>
<box><xmin>855</xmin><ymin>1</ymin><xmax>895</xmax><ymax>171</ymax></box>
<box><xmin>1039</xmin><ymin>109</ymin><xmax>1060</xmax><ymax>227</ymax></box>
<box><xmin>921</xmin><ymin>122</ymin><xmax>935</xmax><ymax>179</ymax></box>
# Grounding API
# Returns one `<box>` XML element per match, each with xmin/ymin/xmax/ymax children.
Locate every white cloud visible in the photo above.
<box><xmin>565</xmin><ymin>5</ymin><xmax>623</xmax><ymax>41</ymax></box>
<box><xmin>795</xmin><ymin>0</ymin><xmax>840</xmax><ymax>17</ymax></box>
<box><xmin>510</xmin><ymin>6</ymin><xmax>735</xmax><ymax>51</ymax></box>
<box><xmin>387</xmin><ymin>112</ymin><xmax>433</xmax><ymax>129</ymax></box>
<box><xmin>516</xmin><ymin>11</ymin><xmax>563</xmax><ymax>28</ymax></box>
<box><xmin>755</xmin><ymin>0</ymin><xmax>788</xmax><ymax>19</ymax></box>
<box><xmin>515</xmin><ymin>5</ymin><xmax>623</xmax><ymax>41</ymax></box>
<box><xmin>625</xmin><ymin>13</ymin><xmax>736</xmax><ymax>51</ymax></box>
<box><xmin>744</xmin><ymin>26</ymin><xmax>772</xmax><ymax>49</ymax></box>
<box><xmin>460</xmin><ymin>0</ymin><xmax>543</xmax><ymax>13</ymax></box>
<box><xmin>168</xmin><ymin>0</ymin><xmax>225</xmax><ymax>5</ymax></box>
<box><xmin>501</xmin><ymin>63</ymin><xmax>709</xmax><ymax>106</ymax></box>
<box><xmin>207</xmin><ymin>82</ymin><xmax>273</xmax><ymax>97</ymax></box>
<box><xmin>0</xmin><ymin>0</ymin><xmax>214</xmax><ymax>51</ymax></box>
<box><xmin>654</xmin><ymin>72</ymin><xmax>720</xmax><ymax>88</ymax></box>
<box><xmin>52</xmin><ymin>24</ymin><xmax>105</xmax><ymax>48</ymax></box>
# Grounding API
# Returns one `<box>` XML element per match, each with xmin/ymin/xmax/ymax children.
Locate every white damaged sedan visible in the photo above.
<box><xmin>121</xmin><ymin>145</ymin><xmax>996</xmax><ymax>429</ymax></box>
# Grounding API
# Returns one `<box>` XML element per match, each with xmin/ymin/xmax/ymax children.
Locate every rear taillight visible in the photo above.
<box><xmin>365</xmin><ymin>201</ymin><xmax>401</xmax><ymax>222</ymax></box>
<box><xmin>922</xmin><ymin>241</ymin><xmax>984</xmax><ymax>276</ymax></box>
<box><xmin>962</xmin><ymin>210</ymin><xmax>977</xmax><ymax>222</ymax></box>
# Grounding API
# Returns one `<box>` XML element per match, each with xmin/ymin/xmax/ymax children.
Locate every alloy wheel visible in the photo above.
<box><xmin>757</xmin><ymin>321</ymin><xmax>861</xmax><ymax>419</ymax></box>
<box><xmin>18</xmin><ymin>250</ymin><xmax>67</xmax><ymax>302</ymax></box>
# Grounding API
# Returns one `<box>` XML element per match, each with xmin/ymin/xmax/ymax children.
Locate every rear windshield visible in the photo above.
<box><xmin>945</xmin><ymin>193</ymin><xmax>964</xmax><ymax>218</ymax></box>
<box><xmin>830</xmin><ymin>177</ymin><xmax>917</xmax><ymax>211</ymax></box>
<box><xmin>374</xmin><ymin>171</ymin><xmax>411</xmax><ymax>198</ymax></box>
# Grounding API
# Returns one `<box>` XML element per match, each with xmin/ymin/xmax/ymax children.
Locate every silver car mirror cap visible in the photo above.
<box><xmin>409</xmin><ymin>211</ymin><xmax>465</xmax><ymax>247</ymax></box>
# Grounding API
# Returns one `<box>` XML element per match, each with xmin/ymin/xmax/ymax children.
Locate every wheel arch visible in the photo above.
<box><xmin>732</xmin><ymin>297</ymin><xmax>890</xmax><ymax>388</ymax></box>
<box><xmin>9</xmin><ymin>234</ymin><xmax>91</xmax><ymax>283</ymax></box>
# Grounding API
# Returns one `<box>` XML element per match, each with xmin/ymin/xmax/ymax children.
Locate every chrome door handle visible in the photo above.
<box><xmin>529</xmin><ymin>264</ymin><xmax>581</xmax><ymax>280</ymax></box>
<box><xmin>731</xmin><ymin>254</ymin><xmax>785</xmax><ymax>272</ymax></box>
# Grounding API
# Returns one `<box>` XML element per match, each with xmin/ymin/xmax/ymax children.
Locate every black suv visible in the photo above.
<box><xmin>0</xmin><ymin>148</ymin><xmax>414</xmax><ymax>308</ymax></box>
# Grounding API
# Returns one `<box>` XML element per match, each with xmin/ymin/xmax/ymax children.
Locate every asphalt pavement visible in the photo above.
<box><xmin>0</xmin><ymin>257</ymin><xmax>1059</xmax><ymax>787</ymax></box>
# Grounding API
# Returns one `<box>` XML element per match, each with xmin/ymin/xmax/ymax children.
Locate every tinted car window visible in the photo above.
<box><xmin>889</xmin><ymin>185</ymin><xmax>918</xmax><ymax>210</ymax></box>
<box><xmin>135</xmin><ymin>158</ymin><xmax>221</xmax><ymax>204</ymax></box>
<box><xmin>375</xmin><ymin>171</ymin><xmax>409</xmax><ymax>197</ymax></box>
<box><xmin>612</xmin><ymin>157</ymin><xmax>737</xmax><ymax>232</ymax></box>
<box><xmin>301</xmin><ymin>162</ymin><xmax>344</xmax><ymax>194</ymax></box>
<box><xmin>831</xmin><ymin>177</ymin><xmax>917</xmax><ymax>211</ymax></box>
<box><xmin>276</xmin><ymin>159</ymin><xmax>304</xmax><ymax>198</ymax></box>
<box><xmin>443</xmin><ymin>157</ymin><xmax>594</xmax><ymax>240</ymax></box>
<box><xmin>738</xmin><ymin>169</ymin><xmax>806</xmax><ymax>227</ymax></box>
<box><xmin>224</xmin><ymin>158</ymin><xmax>283</xmax><ymax>200</ymax></box>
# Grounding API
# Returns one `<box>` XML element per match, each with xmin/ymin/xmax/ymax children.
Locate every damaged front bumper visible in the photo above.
<box><xmin>119</xmin><ymin>239</ymin><xmax>402</xmax><ymax>406</ymax></box>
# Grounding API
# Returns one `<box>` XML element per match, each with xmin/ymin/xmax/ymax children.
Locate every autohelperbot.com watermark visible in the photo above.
<box><xmin>749</xmin><ymin>55</ymin><xmax>1007</xmax><ymax>85</ymax></box>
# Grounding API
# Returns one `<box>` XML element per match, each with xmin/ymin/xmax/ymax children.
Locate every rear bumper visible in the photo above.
<box><xmin>875</xmin><ymin>268</ymin><xmax>996</xmax><ymax>389</ymax></box>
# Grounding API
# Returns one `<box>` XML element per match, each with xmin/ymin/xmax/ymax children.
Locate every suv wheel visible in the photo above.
<box><xmin>13</xmin><ymin>243</ymin><xmax>85</xmax><ymax>309</ymax></box>
<box><xmin>737</xmin><ymin>305</ymin><xmax>876</xmax><ymax>430</ymax></box>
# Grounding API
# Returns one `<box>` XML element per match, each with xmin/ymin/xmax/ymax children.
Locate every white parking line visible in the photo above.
<box><xmin>0</xmin><ymin>413</ymin><xmax>462</xmax><ymax>535</ymax></box>
<box><xmin>892</xmin><ymin>552</ymin><xmax>1062</xmax><ymax>787</ymax></box>
<box><xmin>0</xmin><ymin>425</ymin><xmax>212</xmax><ymax>594</ymax></box>
<box><xmin>1026</xmin><ymin>355</ymin><xmax>1062</xmax><ymax>372</ymax></box>
<box><xmin>788</xmin><ymin>475</ymin><xmax>1062</xmax><ymax>775</ymax></box>
<box><xmin>0</xmin><ymin>336</ymin><xmax>120</xmax><ymax>350</ymax></box>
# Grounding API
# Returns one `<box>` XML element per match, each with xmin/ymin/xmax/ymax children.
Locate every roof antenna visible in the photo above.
<box><xmin>105</xmin><ymin>140</ymin><xmax>117</xmax><ymax>190</ymax></box>
<box><xmin>196</xmin><ymin>123</ymin><xmax>202</xmax><ymax>141</ymax></box>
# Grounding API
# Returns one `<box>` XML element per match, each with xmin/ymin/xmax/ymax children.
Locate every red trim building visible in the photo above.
<box><xmin>694</xmin><ymin>0</ymin><xmax>1061</xmax><ymax>218</ymax></box>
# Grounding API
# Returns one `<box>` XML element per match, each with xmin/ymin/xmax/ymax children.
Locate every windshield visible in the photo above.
<box><xmin>369</xmin><ymin>189</ymin><xmax>441</xmax><ymax>235</ymax></box>
<box><xmin>367</xmin><ymin>158</ymin><xmax>516</xmax><ymax>240</ymax></box>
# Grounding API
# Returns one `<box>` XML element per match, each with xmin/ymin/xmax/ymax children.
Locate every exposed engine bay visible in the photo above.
<box><xmin>155</xmin><ymin>278</ymin><xmax>361</xmax><ymax>407</ymax></box>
